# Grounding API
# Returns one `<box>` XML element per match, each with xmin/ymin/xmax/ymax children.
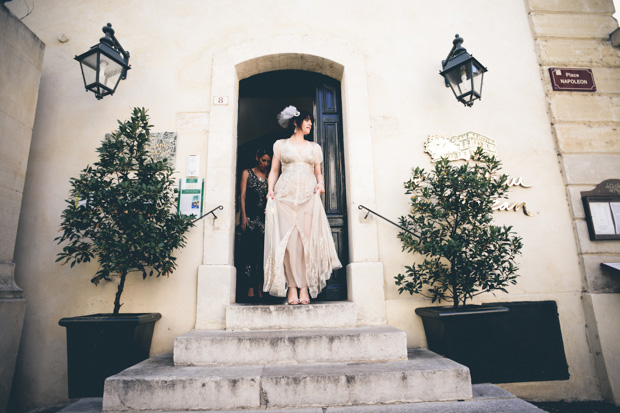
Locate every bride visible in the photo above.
<box><xmin>263</xmin><ymin>106</ymin><xmax>342</xmax><ymax>305</ymax></box>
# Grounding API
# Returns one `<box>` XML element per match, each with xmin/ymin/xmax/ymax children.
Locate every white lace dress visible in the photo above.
<box><xmin>263</xmin><ymin>139</ymin><xmax>342</xmax><ymax>298</ymax></box>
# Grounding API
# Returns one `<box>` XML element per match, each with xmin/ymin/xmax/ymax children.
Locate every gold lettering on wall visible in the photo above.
<box><xmin>492</xmin><ymin>200</ymin><xmax>533</xmax><ymax>216</ymax></box>
<box><xmin>506</xmin><ymin>176</ymin><xmax>532</xmax><ymax>188</ymax></box>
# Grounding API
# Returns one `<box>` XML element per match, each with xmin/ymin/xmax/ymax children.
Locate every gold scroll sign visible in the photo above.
<box><xmin>424</xmin><ymin>132</ymin><xmax>533</xmax><ymax>216</ymax></box>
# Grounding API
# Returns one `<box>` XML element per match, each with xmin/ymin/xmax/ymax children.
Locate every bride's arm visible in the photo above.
<box><xmin>267</xmin><ymin>155</ymin><xmax>280</xmax><ymax>199</ymax></box>
<box><xmin>314</xmin><ymin>163</ymin><xmax>325</xmax><ymax>195</ymax></box>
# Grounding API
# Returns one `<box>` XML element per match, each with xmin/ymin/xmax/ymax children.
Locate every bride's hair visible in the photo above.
<box><xmin>277</xmin><ymin>106</ymin><xmax>314</xmax><ymax>134</ymax></box>
<box><xmin>290</xmin><ymin>111</ymin><xmax>314</xmax><ymax>133</ymax></box>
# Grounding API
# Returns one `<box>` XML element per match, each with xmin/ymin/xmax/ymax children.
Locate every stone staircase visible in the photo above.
<box><xmin>101</xmin><ymin>301</ymin><xmax>543</xmax><ymax>412</ymax></box>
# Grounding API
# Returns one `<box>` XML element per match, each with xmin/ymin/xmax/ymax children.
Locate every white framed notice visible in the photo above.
<box><xmin>582</xmin><ymin>197</ymin><xmax>620</xmax><ymax>240</ymax></box>
<box><xmin>611</xmin><ymin>203</ymin><xmax>620</xmax><ymax>234</ymax></box>
<box><xmin>178</xmin><ymin>178</ymin><xmax>203</xmax><ymax>217</ymax></box>
<box><xmin>589</xmin><ymin>202</ymin><xmax>615</xmax><ymax>235</ymax></box>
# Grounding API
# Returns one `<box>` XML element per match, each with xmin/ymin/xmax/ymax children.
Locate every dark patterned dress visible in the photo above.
<box><xmin>241</xmin><ymin>168</ymin><xmax>268</xmax><ymax>287</ymax></box>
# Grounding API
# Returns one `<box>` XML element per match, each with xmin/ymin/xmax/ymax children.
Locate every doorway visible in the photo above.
<box><xmin>235</xmin><ymin>70</ymin><xmax>348</xmax><ymax>303</ymax></box>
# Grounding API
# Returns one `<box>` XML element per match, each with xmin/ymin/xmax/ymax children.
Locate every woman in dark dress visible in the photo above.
<box><xmin>239</xmin><ymin>148</ymin><xmax>271</xmax><ymax>301</ymax></box>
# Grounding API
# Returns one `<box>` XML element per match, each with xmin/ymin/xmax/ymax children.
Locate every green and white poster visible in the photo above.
<box><xmin>179</xmin><ymin>178</ymin><xmax>203</xmax><ymax>217</ymax></box>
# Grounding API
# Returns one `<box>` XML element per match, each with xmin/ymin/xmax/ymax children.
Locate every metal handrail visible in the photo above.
<box><xmin>191</xmin><ymin>205</ymin><xmax>224</xmax><ymax>224</ymax></box>
<box><xmin>358</xmin><ymin>205</ymin><xmax>420</xmax><ymax>238</ymax></box>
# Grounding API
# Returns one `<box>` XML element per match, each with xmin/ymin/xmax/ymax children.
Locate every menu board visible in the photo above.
<box><xmin>583</xmin><ymin>198</ymin><xmax>620</xmax><ymax>240</ymax></box>
<box><xmin>582</xmin><ymin>180</ymin><xmax>620</xmax><ymax>241</ymax></box>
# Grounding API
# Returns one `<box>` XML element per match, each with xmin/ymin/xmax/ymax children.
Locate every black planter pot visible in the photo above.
<box><xmin>415</xmin><ymin>305</ymin><xmax>509</xmax><ymax>383</ymax></box>
<box><xmin>416</xmin><ymin>301</ymin><xmax>570</xmax><ymax>384</ymax></box>
<box><xmin>482</xmin><ymin>301</ymin><xmax>569</xmax><ymax>383</ymax></box>
<box><xmin>58</xmin><ymin>312</ymin><xmax>161</xmax><ymax>398</ymax></box>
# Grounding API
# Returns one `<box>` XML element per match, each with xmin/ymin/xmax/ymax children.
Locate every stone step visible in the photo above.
<box><xmin>324</xmin><ymin>384</ymin><xmax>545</xmax><ymax>412</ymax></box>
<box><xmin>225</xmin><ymin>301</ymin><xmax>357</xmax><ymax>330</ymax></box>
<box><xmin>102</xmin><ymin>349</ymin><xmax>472</xmax><ymax>412</ymax></box>
<box><xmin>173</xmin><ymin>326</ymin><xmax>407</xmax><ymax>366</ymax></box>
<box><xmin>66</xmin><ymin>384</ymin><xmax>544</xmax><ymax>413</ymax></box>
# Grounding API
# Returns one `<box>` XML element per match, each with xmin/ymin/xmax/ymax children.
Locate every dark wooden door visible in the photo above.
<box><xmin>314</xmin><ymin>75</ymin><xmax>348</xmax><ymax>301</ymax></box>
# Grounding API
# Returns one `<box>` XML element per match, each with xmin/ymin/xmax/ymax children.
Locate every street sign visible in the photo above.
<box><xmin>549</xmin><ymin>68</ymin><xmax>596</xmax><ymax>92</ymax></box>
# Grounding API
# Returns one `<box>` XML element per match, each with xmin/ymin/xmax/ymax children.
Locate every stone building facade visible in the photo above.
<box><xmin>1</xmin><ymin>0</ymin><xmax>619</xmax><ymax>410</ymax></box>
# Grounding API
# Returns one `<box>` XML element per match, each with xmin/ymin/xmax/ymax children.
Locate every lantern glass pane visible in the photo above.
<box><xmin>99</xmin><ymin>54</ymin><xmax>124</xmax><ymax>90</ymax></box>
<box><xmin>472</xmin><ymin>62</ymin><xmax>484</xmax><ymax>97</ymax></box>
<box><xmin>445</xmin><ymin>63</ymin><xmax>473</xmax><ymax>97</ymax></box>
<box><xmin>80</xmin><ymin>53</ymin><xmax>99</xmax><ymax>86</ymax></box>
<box><xmin>460</xmin><ymin>64</ymin><xmax>474</xmax><ymax>96</ymax></box>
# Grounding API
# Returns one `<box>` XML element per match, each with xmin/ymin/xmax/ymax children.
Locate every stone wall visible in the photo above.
<box><xmin>0</xmin><ymin>4</ymin><xmax>44</xmax><ymax>412</ymax></box>
<box><xmin>524</xmin><ymin>0</ymin><xmax>620</xmax><ymax>404</ymax></box>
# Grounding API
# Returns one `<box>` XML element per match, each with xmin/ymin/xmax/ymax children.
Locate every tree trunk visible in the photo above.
<box><xmin>113</xmin><ymin>271</ymin><xmax>127</xmax><ymax>315</ymax></box>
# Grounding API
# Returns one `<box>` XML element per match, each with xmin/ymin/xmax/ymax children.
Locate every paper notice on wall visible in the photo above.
<box><xmin>179</xmin><ymin>178</ymin><xmax>203</xmax><ymax>217</ymax></box>
<box><xmin>590</xmin><ymin>202</ymin><xmax>616</xmax><ymax>235</ymax></box>
<box><xmin>610</xmin><ymin>202</ymin><xmax>620</xmax><ymax>234</ymax></box>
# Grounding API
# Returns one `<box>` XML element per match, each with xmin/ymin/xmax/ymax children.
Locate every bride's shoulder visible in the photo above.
<box><xmin>273</xmin><ymin>139</ymin><xmax>287</xmax><ymax>157</ymax></box>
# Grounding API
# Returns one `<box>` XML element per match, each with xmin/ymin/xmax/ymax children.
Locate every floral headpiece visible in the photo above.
<box><xmin>277</xmin><ymin>105</ymin><xmax>300</xmax><ymax>128</ymax></box>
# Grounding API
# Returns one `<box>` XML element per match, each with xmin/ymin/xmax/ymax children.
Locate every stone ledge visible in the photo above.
<box><xmin>555</xmin><ymin>123</ymin><xmax>620</xmax><ymax>154</ymax></box>
<box><xmin>581</xmin><ymin>255</ymin><xmax>620</xmax><ymax>293</ymax></box>
<box><xmin>527</xmin><ymin>0</ymin><xmax>615</xmax><ymax>14</ymax></box>
<box><xmin>530</xmin><ymin>13</ymin><xmax>618</xmax><ymax>39</ymax></box>
<box><xmin>549</xmin><ymin>95</ymin><xmax>619</xmax><ymax>123</ymax></box>
<box><xmin>562</xmin><ymin>154</ymin><xmax>620</xmax><ymax>185</ymax></box>
<box><xmin>534</xmin><ymin>39</ymin><xmax>620</xmax><ymax>67</ymax></box>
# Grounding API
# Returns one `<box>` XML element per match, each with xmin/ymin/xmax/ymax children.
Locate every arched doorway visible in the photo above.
<box><xmin>235</xmin><ymin>70</ymin><xmax>348</xmax><ymax>303</ymax></box>
<box><xmin>197</xmin><ymin>42</ymin><xmax>386</xmax><ymax>329</ymax></box>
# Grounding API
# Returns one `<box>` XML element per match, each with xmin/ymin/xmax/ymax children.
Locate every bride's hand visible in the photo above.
<box><xmin>314</xmin><ymin>182</ymin><xmax>325</xmax><ymax>194</ymax></box>
<box><xmin>267</xmin><ymin>190</ymin><xmax>275</xmax><ymax>200</ymax></box>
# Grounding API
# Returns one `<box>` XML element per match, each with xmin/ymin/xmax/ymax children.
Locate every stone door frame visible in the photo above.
<box><xmin>196</xmin><ymin>35</ymin><xmax>386</xmax><ymax>329</ymax></box>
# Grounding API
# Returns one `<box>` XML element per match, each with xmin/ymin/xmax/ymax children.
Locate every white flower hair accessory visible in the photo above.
<box><xmin>277</xmin><ymin>105</ymin><xmax>301</xmax><ymax>128</ymax></box>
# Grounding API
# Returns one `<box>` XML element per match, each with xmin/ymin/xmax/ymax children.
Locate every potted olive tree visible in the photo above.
<box><xmin>395</xmin><ymin>147</ymin><xmax>523</xmax><ymax>382</ymax></box>
<box><xmin>56</xmin><ymin>107</ymin><xmax>194</xmax><ymax>397</ymax></box>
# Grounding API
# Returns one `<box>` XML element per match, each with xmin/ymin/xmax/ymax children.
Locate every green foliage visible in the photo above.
<box><xmin>55</xmin><ymin>107</ymin><xmax>194</xmax><ymax>314</ymax></box>
<box><xmin>395</xmin><ymin>148</ymin><xmax>523</xmax><ymax>307</ymax></box>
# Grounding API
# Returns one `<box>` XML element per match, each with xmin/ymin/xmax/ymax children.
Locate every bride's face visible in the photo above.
<box><xmin>300</xmin><ymin>118</ymin><xmax>312</xmax><ymax>135</ymax></box>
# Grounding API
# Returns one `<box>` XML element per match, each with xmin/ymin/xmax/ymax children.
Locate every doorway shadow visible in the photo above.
<box><xmin>234</xmin><ymin>70</ymin><xmax>346</xmax><ymax>304</ymax></box>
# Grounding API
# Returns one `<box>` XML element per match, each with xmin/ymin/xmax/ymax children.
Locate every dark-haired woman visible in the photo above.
<box><xmin>264</xmin><ymin>106</ymin><xmax>342</xmax><ymax>305</ymax></box>
<box><xmin>239</xmin><ymin>148</ymin><xmax>271</xmax><ymax>302</ymax></box>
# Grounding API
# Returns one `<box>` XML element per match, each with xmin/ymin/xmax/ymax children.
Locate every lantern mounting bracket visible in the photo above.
<box><xmin>100</xmin><ymin>23</ymin><xmax>130</xmax><ymax>80</ymax></box>
<box><xmin>441</xmin><ymin>34</ymin><xmax>466</xmax><ymax>87</ymax></box>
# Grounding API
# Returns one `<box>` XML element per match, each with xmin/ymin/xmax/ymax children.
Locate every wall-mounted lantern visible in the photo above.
<box><xmin>74</xmin><ymin>23</ymin><xmax>130</xmax><ymax>100</ymax></box>
<box><xmin>439</xmin><ymin>34</ymin><xmax>487</xmax><ymax>107</ymax></box>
